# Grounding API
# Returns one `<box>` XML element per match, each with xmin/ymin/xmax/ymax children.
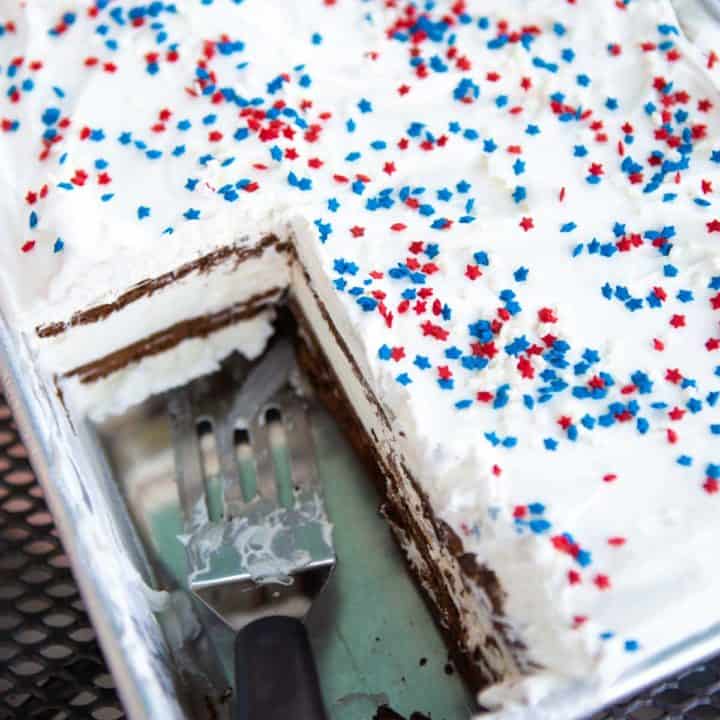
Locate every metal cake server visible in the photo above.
<box><xmin>167</xmin><ymin>340</ymin><xmax>335</xmax><ymax>720</ymax></box>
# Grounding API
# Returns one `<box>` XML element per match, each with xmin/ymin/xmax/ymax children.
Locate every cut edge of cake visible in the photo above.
<box><xmin>34</xmin><ymin>220</ymin><xmax>532</xmax><ymax>704</ymax></box>
<box><xmin>37</xmin><ymin>232</ymin><xmax>291</xmax><ymax>419</ymax></box>
<box><xmin>290</xmin><ymin>285</ymin><xmax>524</xmax><ymax>695</ymax></box>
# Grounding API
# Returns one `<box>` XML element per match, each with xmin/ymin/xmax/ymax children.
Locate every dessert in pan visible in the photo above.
<box><xmin>1</xmin><ymin>0</ymin><xmax>719</xmax><ymax>716</ymax></box>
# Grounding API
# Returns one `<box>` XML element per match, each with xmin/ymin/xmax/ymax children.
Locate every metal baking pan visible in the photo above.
<box><xmin>3</xmin><ymin>1</ymin><xmax>720</xmax><ymax>718</ymax></box>
<box><xmin>3</xmin><ymin>302</ymin><xmax>720</xmax><ymax>720</ymax></box>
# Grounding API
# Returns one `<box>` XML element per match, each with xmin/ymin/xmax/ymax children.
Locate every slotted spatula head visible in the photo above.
<box><xmin>166</xmin><ymin>340</ymin><xmax>335</xmax><ymax>632</ymax></box>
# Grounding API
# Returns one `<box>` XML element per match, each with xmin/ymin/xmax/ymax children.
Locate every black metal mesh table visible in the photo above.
<box><xmin>1</xmin><ymin>387</ymin><xmax>719</xmax><ymax>720</ymax></box>
<box><xmin>0</xmin><ymin>393</ymin><xmax>125</xmax><ymax>720</ymax></box>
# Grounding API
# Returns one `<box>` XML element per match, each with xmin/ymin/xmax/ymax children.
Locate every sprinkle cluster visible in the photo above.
<box><xmin>3</xmin><ymin>0</ymin><xmax>720</xmax><ymax>661</ymax></box>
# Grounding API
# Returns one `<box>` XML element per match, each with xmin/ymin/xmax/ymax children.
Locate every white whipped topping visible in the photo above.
<box><xmin>1</xmin><ymin>1</ymin><xmax>720</xmax><ymax>715</ymax></box>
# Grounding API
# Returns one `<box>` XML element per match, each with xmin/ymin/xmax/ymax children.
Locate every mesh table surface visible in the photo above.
<box><xmin>0</xmin><ymin>393</ymin><xmax>125</xmax><ymax>720</ymax></box>
<box><xmin>0</xmin><ymin>389</ymin><xmax>718</xmax><ymax>720</ymax></box>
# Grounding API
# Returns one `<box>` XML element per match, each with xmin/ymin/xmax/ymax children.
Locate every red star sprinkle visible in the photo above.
<box><xmin>517</xmin><ymin>356</ymin><xmax>535</xmax><ymax>379</ymax></box>
<box><xmin>538</xmin><ymin>308</ymin><xmax>557</xmax><ymax>323</ymax></box>
<box><xmin>665</xmin><ymin>368</ymin><xmax>682</xmax><ymax>383</ymax></box>
<box><xmin>669</xmin><ymin>314</ymin><xmax>686</xmax><ymax>328</ymax></box>
<box><xmin>519</xmin><ymin>216</ymin><xmax>534</xmax><ymax>232</ymax></box>
<box><xmin>668</xmin><ymin>407</ymin><xmax>685</xmax><ymax>421</ymax></box>
<box><xmin>594</xmin><ymin>574</ymin><xmax>611</xmax><ymax>590</ymax></box>
<box><xmin>567</xmin><ymin>570</ymin><xmax>581</xmax><ymax>585</ymax></box>
<box><xmin>420</xmin><ymin>321</ymin><xmax>449</xmax><ymax>341</ymax></box>
<box><xmin>437</xmin><ymin>366</ymin><xmax>453</xmax><ymax>382</ymax></box>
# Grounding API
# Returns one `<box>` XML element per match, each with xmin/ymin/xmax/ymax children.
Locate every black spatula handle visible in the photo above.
<box><xmin>234</xmin><ymin>615</ymin><xmax>328</xmax><ymax>720</ymax></box>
